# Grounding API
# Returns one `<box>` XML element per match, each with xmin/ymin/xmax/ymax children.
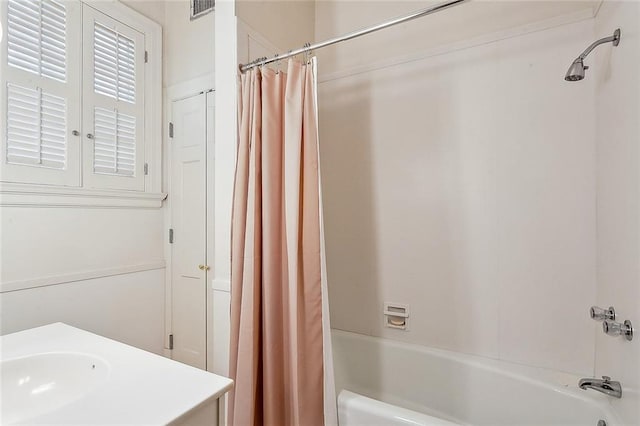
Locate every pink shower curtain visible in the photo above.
<box><xmin>229</xmin><ymin>59</ymin><xmax>335</xmax><ymax>426</ymax></box>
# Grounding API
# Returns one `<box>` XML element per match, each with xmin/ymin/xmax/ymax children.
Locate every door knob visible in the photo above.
<box><xmin>198</xmin><ymin>264</ymin><xmax>210</xmax><ymax>271</ymax></box>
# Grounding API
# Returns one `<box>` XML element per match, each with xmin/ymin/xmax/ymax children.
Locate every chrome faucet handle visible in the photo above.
<box><xmin>590</xmin><ymin>306</ymin><xmax>615</xmax><ymax>321</ymax></box>
<box><xmin>603</xmin><ymin>319</ymin><xmax>634</xmax><ymax>341</ymax></box>
<box><xmin>602</xmin><ymin>376</ymin><xmax>611</xmax><ymax>382</ymax></box>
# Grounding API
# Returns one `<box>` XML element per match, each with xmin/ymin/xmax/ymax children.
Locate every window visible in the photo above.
<box><xmin>1</xmin><ymin>0</ymin><xmax>160</xmax><ymax>195</ymax></box>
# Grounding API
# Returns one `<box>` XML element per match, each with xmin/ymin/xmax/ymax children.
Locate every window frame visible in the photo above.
<box><xmin>0</xmin><ymin>0</ymin><xmax>164</xmax><ymax>206</ymax></box>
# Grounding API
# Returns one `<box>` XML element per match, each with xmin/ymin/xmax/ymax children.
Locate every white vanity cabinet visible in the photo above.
<box><xmin>0</xmin><ymin>323</ymin><xmax>233</xmax><ymax>425</ymax></box>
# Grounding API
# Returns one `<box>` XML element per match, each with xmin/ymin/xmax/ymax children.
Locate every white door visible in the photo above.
<box><xmin>170</xmin><ymin>93</ymin><xmax>207</xmax><ymax>369</ymax></box>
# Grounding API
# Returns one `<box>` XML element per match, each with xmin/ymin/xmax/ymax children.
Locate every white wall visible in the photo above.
<box><xmin>314</xmin><ymin>0</ymin><xmax>600</xmax><ymax>77</ymax></box>
<box><xmin>209</xmin><ymin>0</ymin><xmax>237</xmax><ymax>379</ymax></box>
<box><xmin>120</xmin><ymin>0</ymin><xmax>165</xmax><ymax>26</ymax></box>
<box><xmin>236</xmin><ymin>0</ymin><xmax>314</xmax><ymax>53</ymax></box>
<box><xmin>119</xmin><ymin>1</ymin><xmax>214</xmax><ymax>85</ymax></box>
<box><xmin>1</xmin><ymin>208</ymin><xmax>164</xmax><ymax>284</ymax></box>
<box><xmin>317</xmin><ymin>12</ymin><xmax>599</xmax><ymax>375</ymax></box>
<box><xmin>0</xmin><ymin>205</ymin><xmax>166</xmax><ymax>353</ymax></box>
<box><xmin>0</xmin><ymin>269</ymin><xmax>165</xmax><ymax>354</ymax></box>
<box><xmin>594</xmin><ymin>1</ymin><xmax>640</xmax><ymax>424</ymax></box>
<box><xmin>163</xmin><ymin>0</ymin><xmax>214</xmax><ymax>87</ymax></box>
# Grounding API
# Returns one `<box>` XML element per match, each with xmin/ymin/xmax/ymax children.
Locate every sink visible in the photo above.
<box><xmin>1</xmin><ymin>324</ymin><xmax>233</xmax><ymax>424</ymax></box>
<box><xmin>1</xmin><ymin>352</ymin><xmax>110</xmax><ymax>424</ymax></box>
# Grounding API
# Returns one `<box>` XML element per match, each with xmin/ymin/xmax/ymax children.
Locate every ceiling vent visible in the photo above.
<box><xmin>191</xmin><ymin>0</ymin><xmax>214</xmax><ymax>20</ymax></box>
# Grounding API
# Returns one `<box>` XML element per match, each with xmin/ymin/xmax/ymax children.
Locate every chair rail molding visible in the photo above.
<box><xmin>0</xmin><ymin>261</ymin><xmax>166</xmax><ymax>293</ymax></box>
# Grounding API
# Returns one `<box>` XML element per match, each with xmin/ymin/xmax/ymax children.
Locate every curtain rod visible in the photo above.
<box><xmin>239</xmin><ymin>0</ymin><xmax>469</xmax><ymax>73</ymax></box>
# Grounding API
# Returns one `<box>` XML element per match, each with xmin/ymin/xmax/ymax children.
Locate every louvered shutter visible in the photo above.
<box><xmin>7</xmin><ymin>84</ymin><xmax>67</xmax><ymax>169</ymax></box>
<box><xmin>93</xmin><ymin>22</ymin><xmax>136</xmax><ymax>104</ymax></box>
<box><xmin>82</xmin><ymin>5</ymin><xmax>144</xmax><ymax>190</ymax></box>
<box><xmin>7</xmin><ymin>0</ymin><xmax>67</xmax><ymax>82</ymax></box>
<box><xmin>93</xmin><ymin>107</ymin><xmax>136</xmax><ymax>176</ymax></box>
<box><xmin>1</xmin><ymin>0</ymin><xmax>81</xmax><ymax>185</ymax></box>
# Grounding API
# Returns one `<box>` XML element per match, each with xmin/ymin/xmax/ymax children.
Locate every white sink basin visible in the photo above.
<box><xmin>1</xmin><ymin>352</ymin><xmax>110</xmax><ymax>424</ymax></box>
<box><xmin>1</xmin><ymin>324</ymin><xmax>233</xmax><ymax>424</ymax></box>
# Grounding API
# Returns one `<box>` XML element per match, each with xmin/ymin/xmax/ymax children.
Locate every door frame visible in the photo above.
<box><xmin>164</xmin><ymin>73</ymin><xmax>215</xmax><ymax>362</ymax></box>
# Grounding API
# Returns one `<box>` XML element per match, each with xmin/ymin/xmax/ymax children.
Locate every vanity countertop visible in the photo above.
<box><xmin>1</xmin><ymin>322</ymin><xmax>233</xmax><ymax>425</ymax></box>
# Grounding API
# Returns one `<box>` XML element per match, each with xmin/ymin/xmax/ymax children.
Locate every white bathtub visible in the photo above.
<box><xmin>332</xmin><ymin>330</ymin><xmax>622</xmax><ymax>426</ymax></box>
<box><xmin>339</xmin><ymin>390</ymin><xmax>461</xmax><ymax>426</ymax></box>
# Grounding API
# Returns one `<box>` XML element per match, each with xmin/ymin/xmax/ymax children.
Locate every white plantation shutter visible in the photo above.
<box><xmin>93</xmin><ymin>107</ymin><xmax>135</xmax><ymax>176</ymax></box>
<box><xmin>7</xmin><ymin>84</ymin><xmax>67</xmax><ymax>169</ymax></box>
<box><xmin>83</xmin><ymin>6</ymin><xmax>144</xmax><ymax>190</ymax></box>
<box><xmin>7</xmin><ymin>0</ymin><xmax>67</xmax><ymax>82</ymax></box>
<box><xmin>93</xmin><ymin>23</ymin><xmax>136</xmax><ymax>103</ymax></box>
<box><xmin>1</xmin><ymin>0</ymin><xmax>81</xmax><ymax>186</ymax></box>
<box><xmin>2</xmin><ymin>1</ymin><xmax>155</xmax><ymax>192</ymax></box>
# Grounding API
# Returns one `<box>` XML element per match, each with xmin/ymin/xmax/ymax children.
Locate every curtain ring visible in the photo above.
<box><xmin>287</xmin><ymin>50</ymin><xmax>292</xmax><ymax>67</ymax></box>
<box><xmin>303</xmin><ymin>42</ymin><xmax>312</xmax><ymax>64</ymax></box>
<box><xmin>274</xmin><ymin>53</ymin><xmax>280</xmax><ymax>74</ymax></box>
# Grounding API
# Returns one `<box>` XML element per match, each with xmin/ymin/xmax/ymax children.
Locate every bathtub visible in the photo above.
<box><xmin>332</xmin><ymin>330</ymin><xmax>621</xmax><ymax>426</ymax></box>
<box><xmin>339</xmin><ymin>390</ymin><xmax>461</xmax><ymax>426</ymax></box>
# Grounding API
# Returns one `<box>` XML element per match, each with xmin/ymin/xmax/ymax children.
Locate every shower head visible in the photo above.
<box><xmin>565</xmin><ymin>59</ymin><xmax>587</xmax><ymax>81</ymax></box>
<box><xmin>564</xmin><ymin>28</ymin><xmax>621</xmax><ymax>82</ymax></box>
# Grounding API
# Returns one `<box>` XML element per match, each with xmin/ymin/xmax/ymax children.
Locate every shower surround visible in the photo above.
<box><xmin>316</xmin><ymin>0</ymin><xmax>639</xmax><ymax>424</ymax></box>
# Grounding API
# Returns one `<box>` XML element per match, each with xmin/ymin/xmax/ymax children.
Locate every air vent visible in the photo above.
<box><xmin>190</xmin><ymin>0</ymin><xmax>214</xmax><ymax>20</ymax></box>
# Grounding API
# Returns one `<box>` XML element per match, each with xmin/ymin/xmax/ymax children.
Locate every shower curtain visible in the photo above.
<box><xmin>229</xmin><ymin>58</ymin><xmax>337</xmax><ymax>426</ymax></box>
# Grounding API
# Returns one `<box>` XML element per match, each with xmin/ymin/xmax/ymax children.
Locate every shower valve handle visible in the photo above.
<box><xmin>590</xmin><ymin>306</ymin><xmax>615</xmax><ymax>321</ymax></box>
<box><xmin>603</xmin><ymin>319</ymin><xmax>634</xmax><ymax>341</ymax></box>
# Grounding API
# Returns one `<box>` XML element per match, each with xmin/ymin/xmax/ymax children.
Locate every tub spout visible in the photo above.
<box><xmin>578</xmin><ymin>376</ymin><xmax>622</xmax><ymax>398</ymax></box>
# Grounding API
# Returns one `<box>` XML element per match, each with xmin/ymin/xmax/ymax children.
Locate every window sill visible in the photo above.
<box><xmin>0</xmin><ymin>183</ymin><xmax>167</xmax><ymax>208</ymax></box>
